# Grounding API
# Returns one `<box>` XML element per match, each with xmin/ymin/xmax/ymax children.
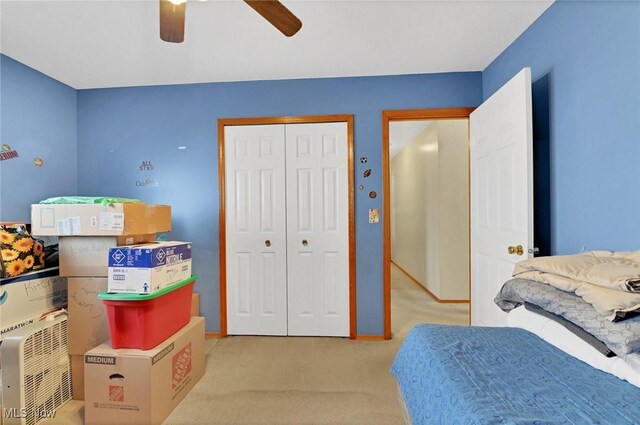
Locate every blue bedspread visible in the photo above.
<box><xmin>391</xmin><ymin>325</ymin><xmax>640</xmax><ymax>424</ymax></box>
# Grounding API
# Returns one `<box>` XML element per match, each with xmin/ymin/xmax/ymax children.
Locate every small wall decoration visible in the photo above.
<box><xmin>139</xmin><ymin>160</ymin><xmax>154</xmax><ymax>171</ymax></box>
<box><xmin>369</xmin><ymin>191</ymin><xmax>377</xmax><ymax>199</ymax></box>
<box><xmin>360</xmin><ymin>156</ymin><xmax>368</xmax><ymax>164</ymax></box>
<box><xmin>369</xmin><ymin>209</ymin><xmax>380</xmax><ymax>224</ymax></box>
<box><xmin>359</xmin><ymin>185</ymin><xmax>364</xmax><ymax>191</ymax></box>
<box><xmin>0</xmin><ymin>144</ymin><xmax>19</xmax><ymax>162</ymax></box>
<box><xmin>34</xmin><ymin>158</ymin><xmax>44</xmax><ymax>167</ymax></box>
<box><xmin>136</xmin><ymin>178</ymin><xmax>159</xmax><ymax>188</ymax></box>
<box><xmin>363</xmin><ymin>169</ymin><xmax>371</xmax><ymax>178</ymax></box>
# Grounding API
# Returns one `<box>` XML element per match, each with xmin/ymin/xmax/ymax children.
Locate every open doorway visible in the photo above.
<box><xmin>382</xmin><ymin>108</ymin><xmax>474</xmax><ymax>339</ymax></box>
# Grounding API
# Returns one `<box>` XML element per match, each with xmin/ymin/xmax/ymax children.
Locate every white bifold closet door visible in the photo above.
<box><xmin>225</xmin><ymin>122</ymin><xmax>349</xmax><ymax>337</ymax></box>
<box><xmin>285</xmin><ymin>122</ymin><xmax>349</xmax><ymax>337</ymax></box>
<box><xmin>225</xmin><ymin>124</ymin><xmax>288</xmax><ymax>335</ymax></box>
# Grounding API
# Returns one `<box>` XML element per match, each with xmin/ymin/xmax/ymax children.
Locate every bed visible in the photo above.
<box><xmin>507</xmin><ymin>305</ymin><xmax>640</xmax><ymax>388</ymax></box>
<box><xmin>391</xmin><ymin>252</ymin><xmax>640</xmax><ymax>424</ymax></box>
<box><xmin>392</xmin><ymin>262</ymin><xmax>640</xmax><ymax>425</ymax></box>
<box><xmin>391</xmin><ymin>318</ymin><xmax>640</xmax><ymax>424</ymax></box>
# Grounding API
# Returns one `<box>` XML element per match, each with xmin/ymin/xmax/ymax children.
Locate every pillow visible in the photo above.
<box><xmin>523</xmin><ymin>302</ymin><xmax>616</xmax><ymax>358</ymax></box>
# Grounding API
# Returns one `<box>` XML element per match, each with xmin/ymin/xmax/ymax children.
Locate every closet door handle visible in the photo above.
<box><xmin>302</xmin><ymin>239</ymin><xmax>308</xmax><ymax>247</ymax></box>
<box><xmin>265</xmin><ymin>240</ymin><xmax>271</xmax><ymax>247</ymax></box>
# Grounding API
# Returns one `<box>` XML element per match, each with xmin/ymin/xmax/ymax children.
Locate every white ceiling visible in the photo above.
<box><xmin>0</xmin><ymin>0</ymin><xmax>553</xmax><ymax>90</ymax></box>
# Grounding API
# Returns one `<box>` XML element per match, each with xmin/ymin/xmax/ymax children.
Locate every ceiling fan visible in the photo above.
<box><xmin>159</xmin><ymin>0</ymin><xmax>303</xmax><ymax>43</ymax></box>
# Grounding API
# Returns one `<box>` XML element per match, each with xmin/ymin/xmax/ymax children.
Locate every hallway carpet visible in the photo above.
<box><xmin>44</xmin><ymin>265</ymin><xmax>469</xmax><ymax>424</ymax></box>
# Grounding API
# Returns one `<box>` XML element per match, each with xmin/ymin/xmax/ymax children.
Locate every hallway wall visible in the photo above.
<box><xmin>391</xmin><ymin>120</ymin><xmax>469</xmax><ymax>301</ymax></box>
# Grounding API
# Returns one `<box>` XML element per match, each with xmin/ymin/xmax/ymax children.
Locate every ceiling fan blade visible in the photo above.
<box><xmin>244</xmin><ymin>1</ymin><xmax>302</xmax><ymax>37</ymax></box>
<box><xmin>160</xmin><ymin>0</ymin><xmax>186</xmax><ymax>43</ymax></box>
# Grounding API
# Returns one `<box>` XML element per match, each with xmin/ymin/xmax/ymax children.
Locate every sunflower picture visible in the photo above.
<box><xmin>6</xmin><ymin>258</ymin><xmax>26</xmax><ymax>277</ymax></box>
<box><xmin>1</xmin><ymin>225</ymin><xmax>44</xmax><ymax>278</ymax></box>
<box><xmin>0</xmin><ymin>229</ymin><xmax>15</xmax><ymax>245</ymax></box>
<box><xmin>13</xmin><ymin>237</ymin><xmax>34</xmax><ymax>253</ymax></box>
<box><xmin>24</xmin><ymin>255</ymin><xmax>35</xmax><ymax>269</ymax></box>
<box><xmin>1</xmin><ymin>248</ymin><xmax>20</xmax><ymax>261</ymax></box>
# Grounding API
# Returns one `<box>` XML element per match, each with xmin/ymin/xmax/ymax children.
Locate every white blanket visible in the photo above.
<box><xmin>513</xmin><ymin>250</ymin><xmax>640</xmax><ymax>321</ymax></box>
<box><xmin>514</xmin><ymin>250</ymin><xmax>640</xmax><ymax>292</ymax></box>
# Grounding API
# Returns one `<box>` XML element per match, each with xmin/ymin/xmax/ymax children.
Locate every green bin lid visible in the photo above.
<box><xmin>98</xmin><ymin>275</ymin><xmax>197</xmax><ymax>301</ymax></box>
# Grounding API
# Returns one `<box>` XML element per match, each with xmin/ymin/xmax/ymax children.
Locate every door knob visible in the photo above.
<box><xmin>508</xmin><ymin>245</ymin><xmax>524</xmax><ymax>256</ymax></box>
<box><xmin>265</xmin><ymin>240</ymin><xmax>271</xmax><ymax>247</ymax></box>
<box><xmin>302</xmin><ymin>239</ymin><xmax>308</xmax><ymax>246</ymax></box>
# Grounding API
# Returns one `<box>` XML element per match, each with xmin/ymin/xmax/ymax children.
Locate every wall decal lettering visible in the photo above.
<box><xmin>136</xmin><ymin>178</ymin><xmax>159</xmax><ymax>188</ymax></box>
<box><xmin>139</xmin><ymin>160</ymin><xmax>154</xmax><ymax>171</ymax></box>
<box><xmin>0</xmin><ymin>144</ymin><xmax>19</xmax><ymax>161</ymax></box>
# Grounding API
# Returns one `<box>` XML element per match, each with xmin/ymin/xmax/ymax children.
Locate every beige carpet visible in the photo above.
<box><xmin>43</xmin><ymin>265</ymin><xmax>468</xmax><ymax>424</ymax></box>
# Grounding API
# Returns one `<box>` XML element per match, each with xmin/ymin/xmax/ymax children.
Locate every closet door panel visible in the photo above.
<box><xmin>285</xmin><ymin>122</ymin><xmax>349</xmax><ymax>337</ymax></box>
<box><xmin>225</xmin><ymin>124</ymin><xmax>288</xmax><ymax>335</ymax></box>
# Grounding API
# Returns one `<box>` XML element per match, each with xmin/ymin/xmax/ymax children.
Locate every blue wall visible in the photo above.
<box><xmin>0</xmin><ymin>55</ymin><xmax>77</xmax><ymax>222</ymax></box>
<box><xmin>77</xmin><ymin>73</ymin><xmax>482</xmax><ymax>334</ymax></box>
<box><xmin>4</xmin><ymin>0</ymin><xmax>638</xmax><ymax>334</ymax></box>
<box><xmin>483</xmin><ymin>1</ymin><xmax>640</xmax><ymax>254</ymax></box>
<box><xmin>5</xmin><ymin>0</ymin><xmax>639</xmax><ymax>334</ymax></box>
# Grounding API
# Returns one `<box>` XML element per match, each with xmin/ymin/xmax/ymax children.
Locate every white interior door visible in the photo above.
<box><xmin>285</xmin><ymin>122</ymin><xmax>350</xmax><ymax>336</ymax></box>
<box><xmin>225</xmin><ymin>124</ymin><xmax>288</xmax><ymax>335</ymax></box>
<box><xmin>470</xmin><ymin>68</ymin><xmax>534</xmax><ymax>327</ymax></box>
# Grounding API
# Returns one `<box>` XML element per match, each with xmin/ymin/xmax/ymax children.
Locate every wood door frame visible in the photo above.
<box><xmin>382</xmin><ymin>108</ymin><xmax>475</xmax><ymax>339</ymax></box>
<box><xmin>218</xmin><ymin>114</ymin><xmax>356</xmax><ymax>339</ymax></box>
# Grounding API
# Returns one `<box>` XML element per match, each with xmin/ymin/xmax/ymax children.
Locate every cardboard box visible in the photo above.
<box><xmin>0</xmin><ymin>268</ymin><xmax>67</xmax><ymax>342</ymax></box>
<box><xmin>84</xmin><ymin>317</ymin><xmax>205</xmax><ymax>425</ymax></box>
<box><xmin>71</xmin><ymin>354</ymin><xmax>85</xmax><ymax>401</ymax></box>
<box><xmin>30</xmin><ymin>203</ymin><xmax>171</xmax><ymax>237</ymax></box>
<box><xmin>191</xmin><ymin>293</ymin><xmax>200</xmax><ymax>317</ymax></box>
<box><xmin>59</xmin><ymin>235</ymin><xmax>156</xmax><ymax>277</ymax></box>
<box><xmin>67</xmin><ymin>277</ymin><xmax>110</xmax><ymax>355</ymax></box>
<box><xmin>107</xmin><ymin>242</ymin><xmax>192</xmax><ymax>294</ymax></box>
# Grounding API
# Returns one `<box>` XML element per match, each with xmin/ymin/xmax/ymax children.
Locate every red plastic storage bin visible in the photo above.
<box><xmin>98</xmin><ymin>275</ymin><xmax>196</xmax><ymax>349</ymax></box>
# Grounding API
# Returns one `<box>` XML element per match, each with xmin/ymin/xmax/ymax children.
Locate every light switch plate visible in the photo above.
<box><xmin>369</xmin><ymin>208</ymin><xmax>379</xmax><ymax>224</ymax></box>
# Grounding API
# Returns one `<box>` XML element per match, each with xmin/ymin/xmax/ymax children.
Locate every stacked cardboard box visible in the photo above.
<box><xmin>85</xmin><ymin>246</ymin><xmax>204</xmax><ymax>424</ymax></box>
<box><xmin>30</xmin><ymin>202</ymin><xmax>205</xmax><ymax>424</ymax></box>
<box><xmin>31</xmin><ymin>203</ymin><xmax>172</xmax><ymax>238</ymax></box>
<box><xmin>84</xmin><ymin>316</ymin><xmax>205</xmax><ymax>425</ymax></box>
<box><xmin>84</xmin><ymin>284</ymin><xmax>204</xmax><ymax>425</ymax></box>
<box><xmin>106</xmin><ymin>241</ymin><xmax>192</xmax><ymax>294</ymax></box>
<box><xmin>30</xmin><ymin>203</ymin><xmax>171</xmax><ymax>401</ymax></box>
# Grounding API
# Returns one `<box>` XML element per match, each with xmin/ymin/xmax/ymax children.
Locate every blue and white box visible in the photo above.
<box><xmin>107</xmin><ymin>242</ymin><xmax>192</xmax><ymax>294</ymax></box>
